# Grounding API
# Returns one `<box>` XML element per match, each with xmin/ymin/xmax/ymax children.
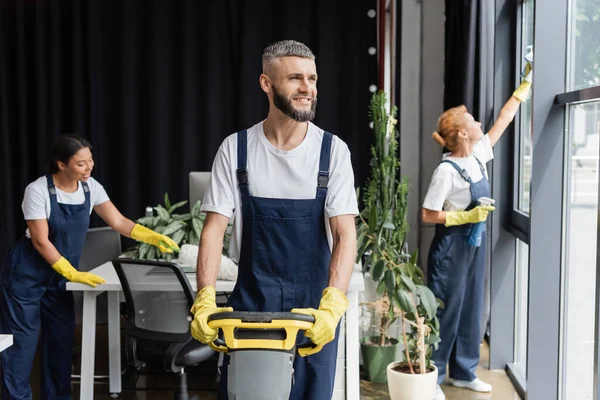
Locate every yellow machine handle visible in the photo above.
<box><xmin>206</xmin><ymin>311</ymin><xmax>319</xmax><ymax>353</ymax></box>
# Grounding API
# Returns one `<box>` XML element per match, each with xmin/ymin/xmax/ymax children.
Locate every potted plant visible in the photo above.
<box><xmin>356</xmin><ymin>91</ymin><xmax>441</xmax><ymax>399</ymax></box>
<box><xmin>122</xmin><ymin>192</ymin><xmax>231</xmax><ymax>260</ymax></box>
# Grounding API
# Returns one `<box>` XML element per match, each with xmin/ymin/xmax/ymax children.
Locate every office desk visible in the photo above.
<box><xmin>67</xmin><ymin>262</ymin><xmax>364</xmax><ymax>400</ymax></box>
<box><xmin>0</xmin><ymin>335</ymin><xmax>13</xmax><ymax>353</ymax></box>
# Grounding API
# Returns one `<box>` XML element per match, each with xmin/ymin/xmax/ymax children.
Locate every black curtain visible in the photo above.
<box><xmin>0</xmin><ymin>0</ymin><xmax>377</xmax><ymax>258</ymax></box>
<box><xmin>444</xmin><ymin>0</ymin><xmax>495</xmax><ymax>340</ymax></box>
<box><xmin>444</xmin><ymin>0</ymin><xmax>494</xmax><ymax>126</ymax></box>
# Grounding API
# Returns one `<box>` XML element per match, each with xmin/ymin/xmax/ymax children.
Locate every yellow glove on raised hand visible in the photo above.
<box><xmin>130</xmin><ymin>224</ymin><xmax>179</xmax><ymax>253</ymax></box>
<box><xmin>513</xmin><ymin>80</ymin><xmax>532</xmax><ymax>102</ymax></box>
<box><xmin>445</xmin><ymin>206</ymin><xmax>496</xmax><ymax>227</ymax></box>
<box><xmin>190</xmin><ymin>286</ymin><xmax>233</xmax><ymax>344</ymax></box>
<box><xmin>513</xmin><ymin>60</ymin><xmax>533</xmax><ymax>102</ymax></box>
<box><xmin>51</xmin><ymin>256</ymin><xmax>106</xmax><ymax>288</ymax></box>
<box><xmin>292</xmin><ymin>287</ymin><xmax>349</xmax><ymax>357</ymax></box>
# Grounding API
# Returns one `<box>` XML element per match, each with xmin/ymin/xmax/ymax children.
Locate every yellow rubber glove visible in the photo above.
<box><xmin>51</xmin><ymin>256</ymin><xmax>106</xmax><ymax>288</ymax></box>
<box><xmin>292</xmin><ymin>287</ymin><xmax>349</xmax><ymax>357</ymax></box>
<box><xmin>190</xmin><ymin>286</ymin><xmax>233</xmax><ymax>344</ymax></box>
<box><xmin>130</xmin><ymin>223</ymin><xmax>179</xmax><ymax>253</ymax></box>
<box><xmin>513</xmin><ymin>80</ymin><xmax>532</xmax><ymax>102</ymax></box>
<box><xmin>513</xmin><ymin>61</ymin><xmax>532</xmax><ymax>102</ymax></box>
<box><xmin>445</xmin><ymin>206</ymin><xmax>496</xmax><ymax>227</ymax></box>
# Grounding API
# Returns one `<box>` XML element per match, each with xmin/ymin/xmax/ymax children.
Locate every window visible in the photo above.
<box><xmin>560</xmin><ymin>100</ymin><xmax>600</xmax><ymax>400</ymax></box>
<box><xmin>567</xmin><ymin>0</ymin><xmax>600</xmax><ymax>91</ymax></box>
<box><xmin>514</xmin><ymin>240</ymin><xmax>529</xmax><ymax>373</ymax></box>
<box><xmin>515</xmin><ymin>0</ymin><xmax>535</xmax><ymax>214</ymax></box>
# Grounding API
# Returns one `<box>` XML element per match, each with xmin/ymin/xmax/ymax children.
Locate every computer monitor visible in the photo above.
<box><xmin>189</xmin><ymin>171</ymin><xmax>211</xmax><ymax>208</ymax></box>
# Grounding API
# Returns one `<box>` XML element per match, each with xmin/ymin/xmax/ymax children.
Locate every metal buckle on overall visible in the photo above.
<box><xmin>459</xmin><ymin>169</ymin><xmax>470</xmax><ymax>182</ymax></box>
<box><xmin>317</xmin><ymin>172</ymin><xmax>329</xmax><ymax>189</ymax></box>
<box><xmin>236</xmin><ymin>169</ymin><xmax>248</xmax><ymax>186</ymax></box>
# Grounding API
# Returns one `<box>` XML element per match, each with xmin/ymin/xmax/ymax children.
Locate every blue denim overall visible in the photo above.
<box><xmin>0</xmin><ymin>175</ymin><xmax>91</xmax><ymax>399</ymax></box>
<box><xmin>427</xmin><ymin>158</ymin><xmax>490</xmax><ymax>384</ymax></box>
<box><xmin>218</xmin><ymin>130</ymin><xmax>340</xmax><ymax>400</ymax></box>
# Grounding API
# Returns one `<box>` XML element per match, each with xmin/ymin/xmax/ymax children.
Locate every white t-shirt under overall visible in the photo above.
<box><xmin>422</xmin><ymin>134</ymin><xmax>494</xmax><ymax>212</ymax></box>
<box><xmin>202</xmin><ymin>121</ymin><xmax>359</xmax><ymax>264</ymax></box>
<box><xmin>22</xmin><ymin>176</ymin><xmax>110</xmax><ymax>238</ymax></box>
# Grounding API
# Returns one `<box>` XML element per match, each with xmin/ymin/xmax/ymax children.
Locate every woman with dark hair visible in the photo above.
<box><xmin>422</xmin><ymin>61</ymin><xmax>532</xmax><ymax>400</ymax></box>
<box><xmin>0</xmin><ymin>134</ymin><xmax>178</xmax><ymax>399</ymax></box>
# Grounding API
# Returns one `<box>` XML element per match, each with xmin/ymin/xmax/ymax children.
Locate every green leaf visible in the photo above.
<box><xmin>425</xmin><ymin>334</ymin><xmax>440</xmax><ymax>345</ymax></box>
<box><xmin>382</xmin><ymin>222</ymin><xmax>395</xmax><ymax>230</ymax></box>
<box><xmin>371</xmin><ymin>259</ymin><xmax>385</xmax><ymax>281</ymax></box>
<box><xmin>400</xmin><ymin>274</ymin><xmax>416</xmax><ymax>292</ymax></box>
<box><xmin>436</xmin><ymin>298</ymin><xmax>445</xmax><ymax>310</ymax></box>
<box><xmin>172</xmin><ymin>213</ymin><xmax>192</xmax><ymax>222</ymax></box>
<box><xmin>356</xmin><ymin>239</ymin><xmax>371</xmax><ymax>263</ymax></box>
<box><xmin>162</xmin><ymin>220</ymin><xmax>185</xmax><ymax>236</ymax></box>
<box><xmin>191</xmin><ymin>200</ymin><xmax>202</xmax><ymax>217</ymax></box>
<box><xmin>417</xmin><ymin>285</ymin><xmax>438</xmax><ymax>320</ymax></box>
<box><xmin>154</xmin><ymin>225</ymin><xmax>165</xmax><ymax>234</ymax></box>
<box><xmin>395</xmin><ymin>288</ymin><xmax>415</xmax><ymax>313</ymax></box>
<box><xmin>171</xmin><ymin>229</ymin><xmax>186</xmax><ymax>245</ymax></box>
<box><xmin>169</xmin><ymin>201</ymin><xmax>188</xmax><ymax>214</ymax></box>
<box><xmin>155</xmin><ymin>205</ymin><xmax>170</xmax><ymax>223</ymax></box>
<box><xmin>384</xmin><ymin>270</ymin><xmax>395</xmax><ymax>293</ymax></box>
<box><xmin>192</xmin><ymin>216</ymin><xmax>203</xmax><ymax>238</ymax></box>
<box><xmin>164</xmin><ymin>193</ymin><xmax>172</xmax><ymax>210</ymax></box>
<box><xmin>376</xmin><ymin>280</ymin><xmax>387</xmax><ymax>296</ymax></box>
<box><xmin>139</xmin><ymin>243</ymin><xmax>151</xmax><ymax>260</ymax></box>
<box><xmin>136</xmin><ymin>216</ymin><xmax>155</xmax><ymax>226</ymax></box>
<box><xmin>410</xmin><ymin>249</ymin><xmax>419</xmax><ymax>265</ymax></box>
<box><xmin>356</xmin><ymin>229</ymin><xmax>367</xmax><ymax>254</ymax></box>
<box><xmin>165</xmin><ymin>252</ymin><xmax>174</xmax><ymax>262</ymax></box>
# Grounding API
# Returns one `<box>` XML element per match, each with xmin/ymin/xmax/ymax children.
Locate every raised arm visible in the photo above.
<box><xmin>487</xmin><ymin>64</ymin><xmax>532</xmax><ymax>147</ymax></box>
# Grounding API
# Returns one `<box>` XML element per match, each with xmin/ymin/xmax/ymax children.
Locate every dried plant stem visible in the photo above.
<box><xmin>400</xmin><ymin>310</ymin><xmax>414</xmax><ymax>374</ymax></box>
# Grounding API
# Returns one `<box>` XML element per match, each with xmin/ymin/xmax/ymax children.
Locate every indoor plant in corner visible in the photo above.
<box><xmin>356</xmin><ymin>90</ymin><xmax>441</xmax><ymax>399</ymax></box>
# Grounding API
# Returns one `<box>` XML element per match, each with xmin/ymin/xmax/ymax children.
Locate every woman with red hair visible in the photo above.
<box><xmin>423</xmin><ymin>67</ymin><xmax>532</xmax><ymax>400</ymax></box>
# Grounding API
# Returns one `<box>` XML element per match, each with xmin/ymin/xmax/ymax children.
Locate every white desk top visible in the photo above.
<box><xmin>0</xmin><ymin>335</ymin><xmax>13</xmax><ymax>353</ymax></box>
<box><xmin>66</xmin><ymin>261</ymin><xmax>365</xmax><ymax>292</ymax></box>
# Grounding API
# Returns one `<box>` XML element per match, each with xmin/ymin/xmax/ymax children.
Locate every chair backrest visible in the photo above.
<box><xmin>112</xmin><ymin>258</ymin><xmax>195</xmax><ymax>342</ymax></box>
<box><xmin>189</xmin><ymin>171</ymin><xmax>211</xmax><ymax>207</ymax></box>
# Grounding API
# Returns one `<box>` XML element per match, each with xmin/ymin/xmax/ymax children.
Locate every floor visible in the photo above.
<box><xmin>360</xmin><ymin>342</ymin><xmax>521</xmax><ymax>400</ymax></box>
<box><xmin>4</xmin><ymin>325</ymin><xmax>521</xmax><ymax>399</ymax></box>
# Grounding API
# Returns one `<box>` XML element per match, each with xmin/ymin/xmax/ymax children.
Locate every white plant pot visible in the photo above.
<box><xmin>386</xmin><ymin>362</ymin><xmax>438</xmax><ymax>400</ymax></box>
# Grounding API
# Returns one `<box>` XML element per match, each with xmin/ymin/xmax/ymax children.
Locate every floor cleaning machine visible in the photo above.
<box><xmin>207</xmin><ymin>311</ymin><xmax>321</xmax><ymax>400</ymax></box>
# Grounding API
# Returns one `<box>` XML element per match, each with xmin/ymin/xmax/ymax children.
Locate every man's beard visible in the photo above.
<box><xmin>272</xmin><ymin>85</ymin><xmax>317</xmax><ymax>122</ymax></box>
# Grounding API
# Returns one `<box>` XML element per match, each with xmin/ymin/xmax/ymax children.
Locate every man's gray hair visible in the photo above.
<box><xmin>262</xmin><ymin>40</ymin><xmax>315</xmax><ymax>73</ymax></box>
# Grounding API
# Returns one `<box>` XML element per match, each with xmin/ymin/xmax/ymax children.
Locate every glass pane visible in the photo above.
<box><xmin>514</xmin><ymin>240</ymin><xmax>529</xmax><ymax>372</ymax></box>
<box><xmin>568</xmin><ymin>0</ymin><xmax>600</xmax><ymax>90</ymax></box>
<box><xmin>561</xmin><ymin>101</ymin><xmax>600</xmax><ymax>400</ymax></box>
<box><xmin>517</xmin><ymin>0</ymin><xmax>534</xmax><ymax>213</ymax></box>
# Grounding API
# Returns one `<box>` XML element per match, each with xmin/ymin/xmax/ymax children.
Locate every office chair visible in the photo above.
<box><xmin>112</xmin><ymin>258</ymin><xmax>216</xmax><ymax>400</ymax></box>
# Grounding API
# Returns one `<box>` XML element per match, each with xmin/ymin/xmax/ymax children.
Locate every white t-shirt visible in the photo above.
<box><xmin>422</xmin><ymin>134</ymin><xmax>494</xmax><ymax>212</ymax></box>
<box><xmin>201</xmin><ymin>121</ymin><xmax>359</xmax><ymax>264</ymax></box>
<box><xmin>22</xmin><ymin>176</ymin><xmax>110</xmax><ymax>237</ymax></box>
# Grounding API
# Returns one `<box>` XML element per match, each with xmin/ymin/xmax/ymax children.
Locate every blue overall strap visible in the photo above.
<box><xmin>474</xmin><ymin>156</ymin><xmax>486</xmax><ymax>178</ymax></box>
<box><xmin>47</xmin><ymin>175</ymin><xmax>92</xmax><ymax>207</ymax></box>
<box><xmin>440</xmin><ymin>160</ymin><xmax>473</xmax><ymax>184</ymax></box>
<box><xmin>236</xmin><ymin>130</ymin><xmax>252</xmax><ymax>215</ymax></box>
<box><xmin>82</xmin><ymin>180</ymin><xmax>91</xmax><ymax>209</ymax></box>
<box><xmin>46</xmin><ymin>174</ymin><xmax>58</xmax><ymax>209</ymax></box>
<box><xmin>317</xmin><ymin>132</ymin><xmax>333</xmax><ymax>198</ymax></box>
